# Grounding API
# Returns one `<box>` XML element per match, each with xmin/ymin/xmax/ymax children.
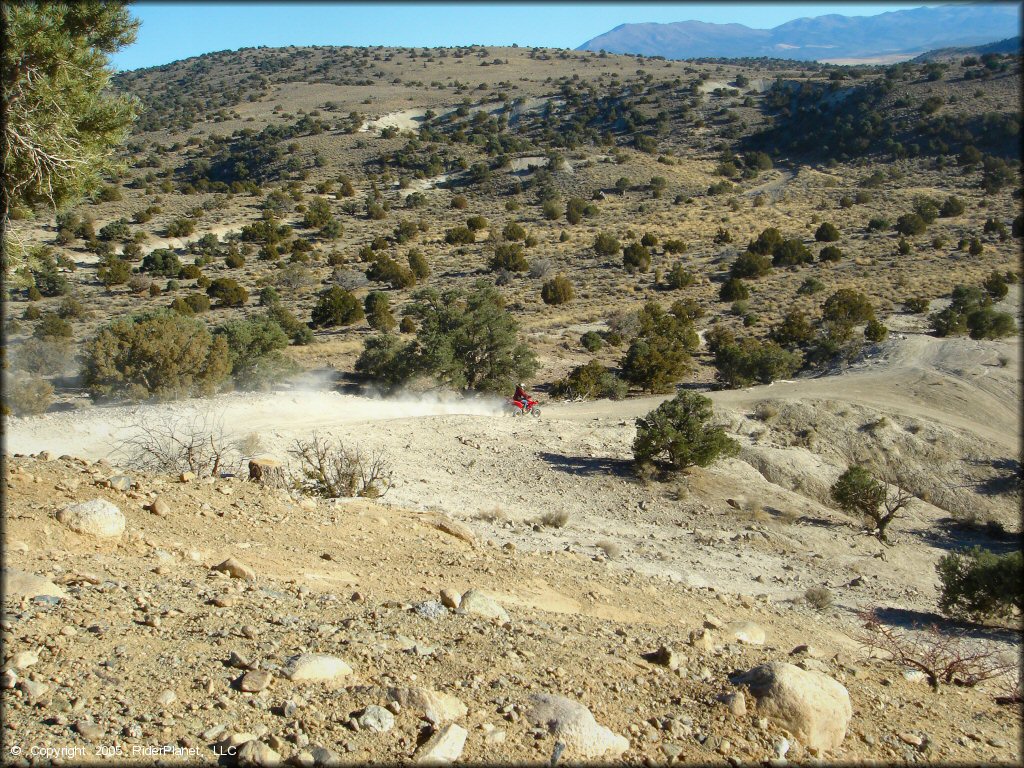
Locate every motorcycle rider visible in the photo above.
<box><xmin>513</xmin><ymin>382</ymin><xmax>531</xmax><ymax>411</ymax></box>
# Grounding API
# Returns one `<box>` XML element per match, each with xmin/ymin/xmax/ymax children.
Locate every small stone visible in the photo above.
<box><xmin>650</xmin><ymin>645</ymin><xmax>680</xmax><ymax>670</ymax></box>
<box><xmin>227</xmin><ymin>651</ymin><xmax>254</xmax><ymax>669</ymax></box>
<box><xmin>212</xmin><ymin>557</ymin><xmax>256</xmax><ymax>580</ymax></box>
<box><xmin>484</xmin><ymin>728</ymin><xmax>506</xmax><ymax>745</ymax></box>
<box><xmin>688</xmin><ymin>628</ymin><xmax>715</xmax><ymax>652</ymax></box>
<box><xmin>719</xmin><ymin>691</ymin><xmax>746</xmax><ymax>717</ymax></box>
<box><xmin>775</xmin><ymin>737</ymin><xmax>790</xmax><ymax>758</ymax></box>
<box><xmin>439</xmin><ymin>588</ymin><xmax>462</xmax><ymax>609</ymax></box>
<box><xmin>1</xmin><ymin>670</ymin><xmax>17</xmax><ymax>689</ymax></box>
<box><xmin>307</xmin><ymin>746</ymin><xmax>341</xmax><ymax>766</ymax></box>
<box><xmin>19</xmin><ymin>679</ymin><xmax>49</xmax><ymax>700</ymax></box>
<box><xmin>75</xmin><ymin>720</ymin><xmax>103</xmax><ymax>740</ymax></box>
<box><xmin>108</xmin><ymin>475</ymin><xmax>133</xmax><ymax>491</ymax></box>
<box><xmin>149</xmin><ymin>497</ymin><xmax>171</xmax><ymax>516</ymax></box>
<box><xmin>428</xmin><ymin>514</ymin><xmax>477</xmax><ymax>547</ymax></box>
<box><xmin>415</xmin><ymin>723</ymin><xmax>468</xmax><ymax>764</ymax></box>
<box><xmin>156</xmin><ymin>689</ymin><xmax>177</xmax><ymax>706</ymax></box>
<box><xmin>283</xmin><ymin>654</ymin><xmax>352</xmax><ymax>682</ymax></box>
<box><xmin>703</xmin><ymin>613</ymin><xmax>724</xmax><ymax>630</ymax></box>
<box><xmin>180</xmin><ymin>471</ymin><xmax>196</xmax><ymax>483</ymax></box>
<box><xmin>898</xmin><ymin>732</ymin><xmax>923</xmax><ymax>748</ymax></box>
<box><xmin>790</xmin><ymin>644</ymin><xmax>824</xmax><ymax>658</ymax></box>
<box><xmin>240</xmin><ymin>670</ymin><xmax>273</xmax><ymax>693</ymax></box>
<box><xmin>414</xmin><ymin>600</ymin><xmax>448</xmax><ymax>620</ymax></box>
<box><xmin>357</xmin><ymin>705</ymin><xmax>395</xmax><ymax>733</ymax></box>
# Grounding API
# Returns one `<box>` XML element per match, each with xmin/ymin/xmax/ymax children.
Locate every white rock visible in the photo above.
<box><xmin>358</xmin><ymin>704</ymin><xmax>395</xmax><ymax>733</ymax></box>
<box><xmin>157</xmin><ymin>689</ymin><xmax>177</xmax><ymax>706</ymax></box>
<box><xmin>388</xmin><ymin>687</ymin><xmax>467</xmax><ymax>724</ymax></box>
<box><xmin>10</xmin><ymin>650</ymin><xmax>39</xmax><ymax>670</ymax></box>
<box><xmin>737</xmin><ymin>662</ymin><xmax>852</xmax><ymax>754</ymax></box>
<box><xmin>724</xmin><ymin>620</ymin><xmax>766</xmax><ymax>645</ymax></box>
<box><xmin>2</xmin><ymin>569</ymin><xmax>68</xmax><ymax>599</ymax></box>
<box><xmin>415</xmin><ymin>723</ymin><xmax>468</xmax><ymax>764</ymax></box>
<box><xmin>212</xmin><ymin>557</ymin><xmax>256</xmax><ymax>580</ymax></box>
<box><xmin>525</xmin><ymin>693</ymin><xmax>629</xmax><ymax>759</ymax></box>
<box><xmin>56</xmin><ymin>499</ymin><xmax>126</xmax><ymax>537</ymax></box>
<box><xmin>458</xmin><ymin>589</ymin><xmax>509</xmax><ymax>622</ymax></box>
<box><xmin>283</xmin><ymin>654</ymin><xmax>352</xmax><ymax>682</ymax></box>
<box><xmin>236</xmin><ymin>739</ymin><xmax>281</xmax><ymax>766</ymax></box>
<box><xmin>439</xmin><ymin>588</ymin><xmax>462</xmax><ymax>609</ymax></box>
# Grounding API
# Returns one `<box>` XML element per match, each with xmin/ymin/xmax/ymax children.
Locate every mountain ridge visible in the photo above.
<box><xmin>577</xmin><ymin>4</ymin><xmax>1019</xmax><ymax>61</ymax></box>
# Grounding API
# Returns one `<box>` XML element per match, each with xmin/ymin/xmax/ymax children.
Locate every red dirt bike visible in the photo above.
<box><xmin>508</xmin><ymin>396</ymin><xmax>541</xmax><ymax>417</ymax></box>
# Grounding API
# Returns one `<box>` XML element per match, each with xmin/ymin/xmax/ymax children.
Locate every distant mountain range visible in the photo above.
<box><xmin>577</xmin><ymin>5</ymin><xmax>1020</xmax><ymax>62</ymax></box>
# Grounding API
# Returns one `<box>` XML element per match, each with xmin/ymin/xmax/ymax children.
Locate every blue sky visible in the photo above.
<box><xmin>113</xmin><ymin>2</ymin><xmax>950</xmax><ymax>71</ymax></box>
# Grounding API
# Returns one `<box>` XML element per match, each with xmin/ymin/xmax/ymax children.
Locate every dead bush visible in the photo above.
<box><xmin>113</xmin><ymin>407</ymin><xmax>231</xmax><ymax>477</ymax></box>
<box><xmin>804</xmin><ymin>586</ymin><xmax>834</xmax><ymax>611</ymax></box>
<box><xmin>6</xmin><ymin>374</ymin><xmax>54</xmax><ymax>416</ymax></box>
<box><xmin>857</xmin><ymin>608</ymin><xmax>1016</xmax><ymax>691</ymax></box>
<box><xmin>538</xmin><ymin>509</ymin><xmax>570</xmax><ymax>528</ymax></box>
<box><xmin>288</xmin><ymin>433</ymin><xmax>392</xmax><ymax>498</ymax></box>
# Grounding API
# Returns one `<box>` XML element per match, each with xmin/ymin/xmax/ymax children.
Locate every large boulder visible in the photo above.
<box><xmin>735</xmin><ymin>662</ymin><xmax>852</xmax><ymax>753</ymax></box>
<box><xmin>56</xmin><ymin>499</ymin><xmax>126</xmax><ymax>537</ymax></box>
<box><xmin>525</xmin><ymin>693</ymin><xmax>629</xmax><ymax>759</ymax></box>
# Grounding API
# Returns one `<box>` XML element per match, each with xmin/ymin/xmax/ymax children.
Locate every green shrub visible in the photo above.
<box><xmin>622</xmin><ymin>243</ymin><xmax>650</xmax><ymax>273</ymax></box>
<box><xmin>819</xmin><ymin>245</ymin><xmax>843</xmax><ymax>262</ymax></box>
<box><xmin>165</xmin><ymin>218</ymin><xmax>195</xmax><ymax>238</ymax></box>
<box><xmin>364</xmin><ymin>291</ymin><xmax>397</xmax><ymax>331</ymax></box>
<box><xmin>936</xmin><ymin>547</ymin><xmax>1023</xmax><ymax>622</ymax></box>
<box><xmin>772</xmin><ymin>238</ymin><xmax>813</xmax><ymax>267</ymax></box>
<box><xmin>33</xmin><ymin>312</ymin><xmax>72</xmax><ymax>340</ymax></box>
<box><xmin>982</xmin><ymin>270</ymin><xmax>1008</xmax><ymax>300</ymax></box>
<box><xmin>97</xmin><ymin>256</ymin><xmax>131</xmax><ymax>287</ymax></box>
<box><xmin>6</xmin><ymin>374</ymin><xmax>54</xmax><ymax>415</ymax></box>
<box><xmin>311</xmin><ymin>286</ymin><xmax>364</xmax><ymax>327</ymax></box>
<box><xmin>541</xmin><ymin>275</ymin><xmax>574</xmax><ymax>305</ymax></box>
<box><xmin>770</xmin><ymin>309</ymin><xmax>814</xmax><ymax>347</ymax></box>
<box><xmin>905</xmin><ymin>297</ymin><xmax>930</xmax><ymax>314</ymax></box>
<box><xmin>215</xmin><ymin>314</ymin><xmax>296</xmax><ymax>390</ymax></box>
<box><xmin>895</xmin><ymin>213</ymin><xmax>927</xmax><ymax>236</ymax></box>
<box><xmin>663</xmin><ymin>239</ymin><xmax>686</xmax><ymax>254</ymax></box>
<box><xmin>206</xmin><ymin>277</ymin><xmax>248</xmax><ymax>307</ymax></box>
<box><xmin>593</xmin><ymin>232</ymin><xmax>620</xmax><ymax>257</ymax></box>
<box><xmin>620</xmin><ymin>302</ymin><xmax>698</xmax><ymax>393</ymax></box>
<box><xmin>356</xmin><ymin>283</ymin><xmax>537</xmax><ymax>392</ymax></box>
<box><xmin>866</xmin><ymin>217</ymin><xmax>889</xmax><ymax>232</ymax></box>
<box><xmin>580</xmin><ymin>331</ymin><xmax>603</xmax><ymax>352</ymax></box>
<box><xmin>503</xmin><ymin>221</ymin><xmax>527</xmax><ymax>240</ymax></box>
<box><xmin>719</xmin><ymin>277</ymin><xmax>749</xmax><ymax>302</ymax></box>
<box><xmin>665</xmin><ymin>262</ymin><xmax>695</xmax><ymax>289</ymax></box>
<box><xmin>730</xmin><ymin>251</ymin><xmax>772</xmax><ymax>279</ymax></box>
<box><xmin>939</xmin><ymin>195</ymin><xmax>965</xmax><ymax>217</ymax></box>
<box><xmin>712</xmin><ymin>336</ymin><xmax>801</xmax><ymax>388</ymax></box>
<box><xmin>225</xmin><ymin>252</ymin><xmax>245</xmax><ymax>268</ymax></box>
<box><xmin>490</xmin><ymin>242</ymin><xmax>528</xmax><ymax>273</ymax></box>
<box><xmin>367</xmin><ymin>256</ymin><xmax>416</xmax><ymax>288</ymax></box>
<box><xmin>815</xmin><ymin>222</ymin><xmax>840</xmax><ymax>242</ymax></box>
<box><xmin>633</xmin><ymin>392</ymin><xmax>738</xmax><ymax>470</ymax></box>
<box><xmin>864</xmin><ymin>319</ymin><xmax>888</xmax><ymax>342</ymax></box>
<box><xmin>966</xmin><ymin>307</ymin><xmax>1016</xmax><ymax>339</ymax></box>
<box><xmin>550</xmin><ymin>359</ymin><xmax>627</xmax><ymax>400</ymax></box>
<box><xmin>466</xmin><ymin>215</ymin><xmax>488</xmax><ymax>232</ymax></box>
<box><xmin>266</xmin><ymin>304</ymin><xmax>313</xmax><ymax>345</ymax></box>
<box><xmin>81</xmin><ymin>310</ymin><xmax>230</xmax><ymax>400</ymax></box>
<box><xmin>830</xmin><ymin>465</ymin><xmax>910</xmax><ymax>542</ymax></box>
<box><xmin>142</xmin><ymin>248</ymin><xmax>181</xmax><ymax>277</ymax></box>
<box><xmin>822</xmin><ymin>289</ymin><xmax>874</xmax><ymax>325</ymax></box>
<box><xmin>12</xmin><ymin>337</ymin><xmax>72</xmax><ymax>376</ymax></box>
<box><xmin>444</xmin><ymin>226</ymin><xmax>475</xmax><ymax>245</ymax></box>
<box><xmin>407</xmin><ymin>249</ymin><xmax>430</xmax><ymax>280</ymax></box>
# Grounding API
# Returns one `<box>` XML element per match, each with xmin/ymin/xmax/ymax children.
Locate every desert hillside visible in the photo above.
<box><xmin>3</xmin><ymin>38</ymin><xmax>1022</xmax><ymax>766</ymax></box>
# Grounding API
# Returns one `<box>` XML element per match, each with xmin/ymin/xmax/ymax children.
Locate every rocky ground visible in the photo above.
<box><xmin>2</xmin><ymin>452</ymin><xmax>1020</xmax><ymax>764</ymax></box>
